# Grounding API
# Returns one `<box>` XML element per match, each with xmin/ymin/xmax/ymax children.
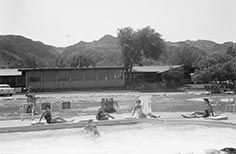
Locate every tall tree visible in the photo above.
<box><xmin>117</xmin><ymin>26</ymin><xmax>166</xmax><ymax>84</ymax></box>
<box><xmin>117</xmin><ymin>26</ymin><xmax>166</xmax><ymax>67</ymax></box>
<box><xmin>117</xmin><ymin>27</ymin><xmax>141</xmax><ymax>68</ymax></box>
<box><xmin>137</xmin><ymin>26</ymin><xmax>165</xmax><ymax>60</ymax></box>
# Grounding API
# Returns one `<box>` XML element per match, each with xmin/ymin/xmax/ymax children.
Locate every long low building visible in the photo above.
<box><xmin>18</xmin><ymin>67</ymin><xmax>126</xmax><ymax>90</ymax></box>
<box><xmin>0</xmin><ymin>65</ymin><xmax>187</xmax><ymax>91</ymax></box>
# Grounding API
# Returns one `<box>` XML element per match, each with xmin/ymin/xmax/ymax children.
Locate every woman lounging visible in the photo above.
<box><xmin>132</xmin><ymin>100</ymin><xmax>160</xmax><ymax>119</ymax></box>
<box><xmin>182</xmin><ymin>98</ymin><xmax>214</xmax><ymax>118</ymax></box>
<box><xmin>39</xmin><ymin>106</ymin><xmax>74</xmax><ymax>124</ymax></box>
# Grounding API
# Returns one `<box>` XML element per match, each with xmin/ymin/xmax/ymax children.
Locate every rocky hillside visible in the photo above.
<box><xmin>184</xmin><ymin>40</ymin><xmax>236</xmax><ymax>55</ymax></box>
<box><xmin>160</xmin><ymin>41</ymin><xmax>208</xmax><ymax>66</ymax></box>
<box><xmin>61</xmin><ymin>35</ymin><xmax>236</xmax><ymax>67</ymax></box>
<box><xmin>0</xmin><ymin>35</ymin><xmax>59</xmax><ymax>68</ymax></box>
<box><xmin>61</xmin><ymin>34</ymin><xmax>122</xmax><ymax>66</ymax></box>
<box><xmin>0</xmin><ymin>34</ymin><xmax>235</xmax><ymax>68</ymax></box>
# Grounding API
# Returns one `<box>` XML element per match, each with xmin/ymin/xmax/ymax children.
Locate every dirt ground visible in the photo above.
<box><xmin>0</xmin><ymin>90</ymin><xmax>234</xmax><ymax>120</ymax></box>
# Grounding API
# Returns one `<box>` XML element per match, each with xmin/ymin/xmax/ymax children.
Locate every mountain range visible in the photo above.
<box><xmin>0</xmin><ymin>34</ymin><xmax>235</xmax><ymax>68</ymax></box>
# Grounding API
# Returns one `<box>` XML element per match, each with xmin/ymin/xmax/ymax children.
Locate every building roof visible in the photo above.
<box><xmin>132</xmin><ymin>65</ymin><xmax>183</xmax><ymax>73</ymax></box>
<box><xmin>0</xmin><ymin>69</ymin><xmax>22</xmax><ymax>76</ymax></box>
<box><xmin>18</xmin><ymin>66</ymin><xmax>126</xmax><ymax>72</ymax></box>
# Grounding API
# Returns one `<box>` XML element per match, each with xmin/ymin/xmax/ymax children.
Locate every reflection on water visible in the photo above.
<box><xmin>0</xmin><ymin>123</ymin><xmax>236</xmax><ymax>154</ymax></box>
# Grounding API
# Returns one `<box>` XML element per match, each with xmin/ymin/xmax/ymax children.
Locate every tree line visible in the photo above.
<box><xmin>117</xmin><ymin>26</ymin><xmax>236</xmax><ymax>85</ymax></box>
<box><xmin>14</xmin><ymin>54</ymin><xmax>95</xmax><ymax>68</ymax></box>
<box><xmin>192</xmin><ymin>46</ymin><xmax>236</xmax><ymax>84</ymax></box>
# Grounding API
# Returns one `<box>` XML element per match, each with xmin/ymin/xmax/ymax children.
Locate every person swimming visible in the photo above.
<box><xmin>96</xmin><ymin>104</ymin><xmax>115</xmax><ymax>120</ymax></box>
<box><xmin>132</xmin><ymin>100</ymin><xmax>160</xmax><ymax>119</ymax></box>
<box><xmin>39</xmin><ymin>106</ymin><xmax>74</xmax><ymax>124</ymax></box>
<box><xmin>84</xmin><ymin>119</ymin><xmax>100</xmax><ymax>136</ymax></box>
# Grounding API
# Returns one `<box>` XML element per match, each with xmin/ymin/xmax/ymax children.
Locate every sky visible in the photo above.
<box><xmin>0</xmin><ymin>0</ymin><xmax>235</xmax><ymax>47</ymax></box>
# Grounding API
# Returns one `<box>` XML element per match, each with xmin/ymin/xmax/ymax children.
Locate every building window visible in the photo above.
<box><xmin>57</xmin><ymin>71</ymin><xmax>69</xmax><ymax>81</ymax></box>
<box><xmin>71</xmin><ymin>70</ymin><xmax>83</xmax><ymax>81</ymax></box>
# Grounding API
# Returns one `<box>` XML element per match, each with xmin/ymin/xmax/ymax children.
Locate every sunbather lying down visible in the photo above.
<box><xmin>181</xmin><ymin>99</ymin><xmax>228</xmax><ymax>120</ymax></box>
<box><xmin>39</xmin><ymin>106</ymin><xmax>74</xmax><ymax>124</ymax></box>
<box><xmin>182</xmin><ymin>98</ymin><xmax>215</xmax><ymax>119</ymax></box>
<box><xmin>182</xmin><ymin>109</ymin><xmax>212</xmax><ymax>118</ymax></box>
<box><xmin>181</xmin><ymin>112</ymin><xmax>228</xmax><ymax>120</ymax></box>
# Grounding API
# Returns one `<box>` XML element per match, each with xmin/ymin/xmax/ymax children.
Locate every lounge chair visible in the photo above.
<box><xmin>225</xmin><ymin>97</ymin><xmax>236</xmax><ymax>112</ymax></box>
<box><xmin>20</xmin><ymin>103</ymin><xmax>35</xmax><ymax>121</ymax></box>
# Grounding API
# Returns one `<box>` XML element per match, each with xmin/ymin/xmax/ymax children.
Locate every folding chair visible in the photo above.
<box><xmin>102</xmin><ymin>98</ymin><xmax>118</xmax><ymax>113</ymax></box>
<box><xmin>211</xmin><ymin>97</ymin><xmax>220</xmax><ymax>112</ymax></box>
<box><xmin>225</xmin><ymin>97</ymin><xmax>236</xmax><ymax>112</ymax></box>
<box><xmin>20</xmin><ymin>103</ymin><xmax>35</xmax><ymax>121</ymax></box>
<box><xmin>59</xmin><ymin>101</ymin><xmax>79</xmax><ymax>117</ymax></box>
<box><xmin>216</xmin><ymin>101</ymin><xmax>227</xmax><ymax>114</ymax></box>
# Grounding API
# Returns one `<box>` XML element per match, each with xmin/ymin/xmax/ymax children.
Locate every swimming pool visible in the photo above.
<box><xmin>0</xmin><ymin>122</ymin><xmax>235</xmax><ymax>154</ymax></box>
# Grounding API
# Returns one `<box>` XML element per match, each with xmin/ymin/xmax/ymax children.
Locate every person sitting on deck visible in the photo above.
<box><xmin>39</xmin><ymin>106</ymin><xmax>74</xmax><ymax>124</ymax></box>
<box><xmin>84</xmin><ymin>119</ymin><xmax>100</xmax><ymax>136</ymax></box>
<box><xmin>182</xmin><ymin>98</ymin><xmax>215</xmax><ymax>118</ymax></box>
<box><xmin>96</xmin><ymin>103</ymin><xmax>115</xmax><ymax>120</ymax></box>
<box><xmin>131</xmin><ymin>100</ymin><xmax>160</xmax><ymax>119</ymax></box>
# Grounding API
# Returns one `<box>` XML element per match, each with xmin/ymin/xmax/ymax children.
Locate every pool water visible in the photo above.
<box><xmin>0</xmin><ymin>123</ymin><xmax>236</xmax><ymax>154</ymax></box>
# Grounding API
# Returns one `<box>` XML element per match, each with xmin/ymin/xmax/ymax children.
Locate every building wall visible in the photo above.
<box><xmin>26</xmin><ymin>68</ymin><xmax>125</xmax><ymax>90</ymax></box>
<box><xmin>27</xmin><ymin>71</ymin><xmax>41</xmax><ymax>88</ymax></box>
<box><xmin>42</xmin><ymin>71</ymin><xmax>57</xmax><ymax>89</ymax></box>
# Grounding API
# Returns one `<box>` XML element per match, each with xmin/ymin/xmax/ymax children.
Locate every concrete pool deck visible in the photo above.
<box><xmin>0</xmin><ymin>112</ymin><xmax>236</xmax><ymax>129</ymax></box>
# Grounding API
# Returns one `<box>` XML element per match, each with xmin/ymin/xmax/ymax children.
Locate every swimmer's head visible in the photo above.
<box><xmin>136</xmin><ymin>100</ymin><xmax>141</xmax><ymax>104</ymax></box>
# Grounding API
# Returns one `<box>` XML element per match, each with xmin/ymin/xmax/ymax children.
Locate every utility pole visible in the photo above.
<box><xmin>67</xmin><ymin>35</ymin><xmax>71</xmax><ymax>45</ymax></box>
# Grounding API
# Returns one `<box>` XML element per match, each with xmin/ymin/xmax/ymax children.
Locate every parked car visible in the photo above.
<box><xmin>0</xmin><ymin>84</ymin><xmax>15</xmax><ymax>96</ymax></box>
<box><xmin>220</xmin><ymin>88</ymin><xmax>235</xmax><ymax>95</ymax></box>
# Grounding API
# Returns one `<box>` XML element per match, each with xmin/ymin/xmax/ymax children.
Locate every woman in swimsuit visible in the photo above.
<box><xmin>182</xmin><ymin>98</ymin><xmax>214</xmax><ymax>118</ymax></box>
<box><xmin>39</xmin><ymin>106</ymin><xmax>74</xmax><ymax>124</ymax></box>
<box><xmin>132</xmin><ymin>100</ymin><xmax>147</xmax><ymax>118</ymax></box>
<box><xmin>132</xmin><ymin>100</ymin><xmax>160</xmax><ymax>119</ymax></box>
